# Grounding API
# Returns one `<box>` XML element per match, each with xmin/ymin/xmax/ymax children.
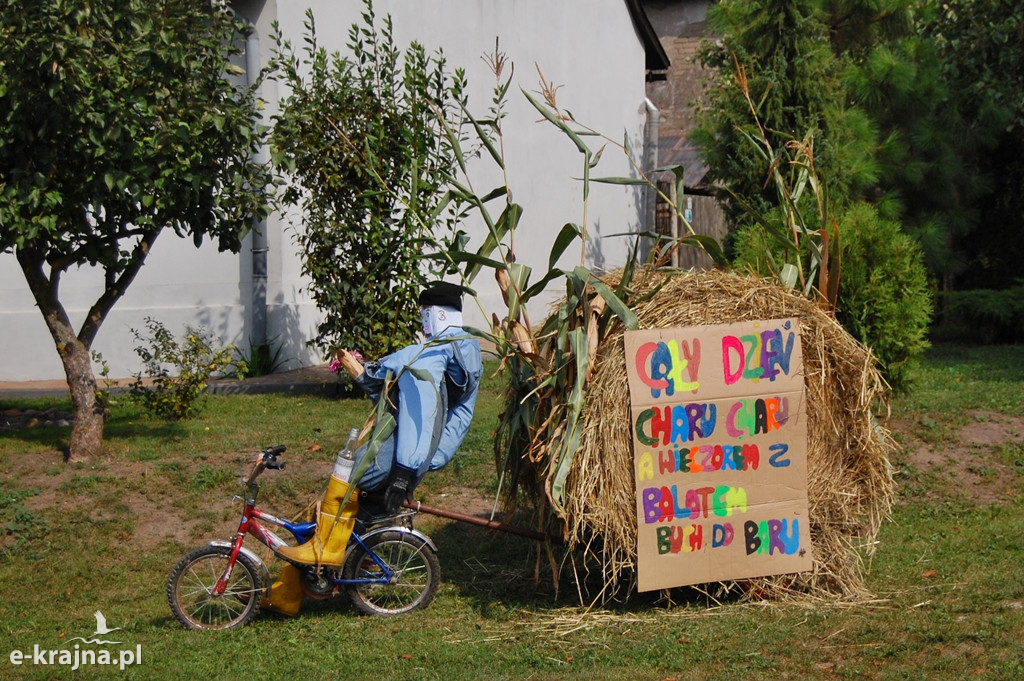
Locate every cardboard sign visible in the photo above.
<box><xmin>624</xmin><ymin>319</ymin><xmax>812</xmax><ymax>591</ymax></box>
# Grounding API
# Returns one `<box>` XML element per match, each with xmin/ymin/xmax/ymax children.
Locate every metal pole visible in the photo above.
<box><xmin>243</xmin><ymin>19</ymin><xmax>268</xmax><ymax>347</ymax></box>
<box><xmin>402</xmin><ymin>500</ymin><xmax>560</xmax><ymax>544</ymax></box>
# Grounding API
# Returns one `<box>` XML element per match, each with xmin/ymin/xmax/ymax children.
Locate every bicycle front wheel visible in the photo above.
<box><xmin>167</xmin><ymin>545</ymin><xmax>263</xmax><ymax>630</ymax></box>
<box><xmin>342</xmin><ymin>531</ymin><xmax>440</xmax><ymax>616</ymax></box>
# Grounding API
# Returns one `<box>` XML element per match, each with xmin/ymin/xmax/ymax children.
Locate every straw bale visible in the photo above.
<box><xmin>557</xmin><ymin>268</ymin><xmax>895</xmax><ymax>601</ymax></box>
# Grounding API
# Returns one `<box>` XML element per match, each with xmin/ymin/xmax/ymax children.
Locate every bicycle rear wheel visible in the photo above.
<box><xmin>167</xmin><ymin>545</ymin><xmax>263</xmax><ymax>630</ymax></box>
<box><xmin>341</xmin><ymin>530</ymin><xmax>440</xmax><ymax>616</ymax></box>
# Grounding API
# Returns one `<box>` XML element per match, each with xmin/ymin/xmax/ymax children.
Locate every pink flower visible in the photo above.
<box><xmin>329</xmin><ymin>350</ymin><xmax>364</xmax><ymax>374</ymax></box>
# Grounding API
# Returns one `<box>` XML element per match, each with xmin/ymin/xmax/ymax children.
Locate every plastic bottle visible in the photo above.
<box><xmin>332</xmin><ymin>427</ymin><xmax>361</xmax><ymax>482</ymax></box>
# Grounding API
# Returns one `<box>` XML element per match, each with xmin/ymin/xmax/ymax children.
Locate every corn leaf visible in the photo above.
<box><xmin>342</xmin><ymin>372</ymin><xmax>398</xmax><ymax>506</ymax></box>
<box><xmin>549</xmin><ymin>328</ymin><xmax>589</xmax><ymax>513</ymax></box>
<box><xmin>780</xmin><ymin>263</ymin><xmax>799</xmax><ymax>289</ymax></box>
<box><xmin>549</xmin><ymin>223</ymin><xmax>582</xmax><ymax>270</ymax></box>
<box><xmin>466</xmin><ymin>104</ymin><xmax>506</xmax><ymax>169</ymax></box>
<box><xmin>465</xmin><ymin>202</ymin><xmax>521</xmax><ymax>283</ymax></box>
<box><xmin>507</xmin><ymin>261</ymin><xmax>532</xmax><ymax>320</ymax></box>
<box><xmin>586</xmin><ymin>273</ymin><xmax>639</xmax><ymax>330</ymax></box>
<box><xmin>522</xmin><ymin>88</ymin><xmax>589</xmax><ymax>155</ymax></box>
<box><xmin>679</xmin><ymin>234</ymin><xmax>729</xmax><ymax>268</ymax></box>
<box><xmin>590</xmin><ymin>175</ymin><xmax>650</xmax><ymax>186</ymax></box>
<box><xmin>524</xmin><ymin>268</ymin><xmax>568</xmax><ymax>301</ymax></box>
<box><xmin>433</xmin><ymin>105</ymin><xmax>469</xmax><ymax>177</ymax></box>
<box><xmin>427</xmin><ymin>250</ymin><xmax>506</xmax><ymax>270</ymax></box>
<box><xmin>405</xmin><ymin>366</ymin><xmax>435</xmax><ymax>383</ymax></box>
<box><xmin>479</xmin><ymin>185</ymin><xmax>509</xmax><ymax>203</ymax></box>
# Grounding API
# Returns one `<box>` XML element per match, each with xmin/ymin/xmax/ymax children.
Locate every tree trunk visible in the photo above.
<box><xmin>16</xmin><ymin>248</ymin><xmax>106</xmax><ymax>462</ymax></box>
<box><xmin>17</xmin><ymin>228</ymin><xmax>158</xmax><ymax>462</ymax></box>
<box><xmin>25</xmin><ymin>309</ymin><xmax>105</xmax><ymax>462</ymax></box>
<box><xmin>60</xmin><ymin>336</ymin><xmax>105</xmax><ymax>463</ymax></box>
<box><xmin>38</xmin><ymin>301</ymin><xmax>105</xmax><ymax>462</ymax></box>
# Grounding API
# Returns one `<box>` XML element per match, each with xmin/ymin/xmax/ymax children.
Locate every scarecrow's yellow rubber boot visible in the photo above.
<box><xmin>276</xmin><ymin>475</ymin><xmax>359</xmax><ymax>568</ymax></box>
<box><xmin>261</xmin><ymin>563</ymin><xmax>303</xmax><ymax>616</ymax></box>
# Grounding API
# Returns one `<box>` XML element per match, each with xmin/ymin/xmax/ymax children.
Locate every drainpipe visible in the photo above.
<box><xmin>243</xmin><ymin>20</ymin><xmax>269</xmax><ymax>348</ymax></box>
<box><xmin>642</xmin><ymin>98</ymin><xmax>661</xmax><ymax>263</ymax></box>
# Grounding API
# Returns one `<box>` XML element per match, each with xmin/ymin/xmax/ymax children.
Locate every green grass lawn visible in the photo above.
<box><xmin>1</xmin><ymin>346</ymin><xmax>1022</xmax><ymax>680</ymax></box>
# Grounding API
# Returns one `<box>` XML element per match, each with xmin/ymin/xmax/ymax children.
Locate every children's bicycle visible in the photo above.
<box><xmin>166</xmin><ymin>445</ymin><xmax>441</xmax><ymax>630</ymax></box>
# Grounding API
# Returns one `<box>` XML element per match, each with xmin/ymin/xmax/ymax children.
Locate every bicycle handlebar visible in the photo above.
<box><xmin>261</xmin><ymin>445</ymin><xmax>287</xmax><ymax>470</ymax></box>
<box><xmin>244</xmin><ymin>445</ymin><xmax>287</xmax><ymax>485</ymax></box>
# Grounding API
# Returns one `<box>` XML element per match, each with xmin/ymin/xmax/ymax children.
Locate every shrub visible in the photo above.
<box><xmin>833</xmin><ymin>203</ymin><xmax>933</xmax><ymax>391</ymax></box>
<box><xmin>269</xmin><ymin>2</ymin><xmax>472</xmax><ymax>358</ymax></box>
<box><xmin>734</xmin><ymin>202</ymin><xmax>932</xmax><ymax>392</ymax></box>
<box><xmin>232</xmin><ymin>337</ymin><xmax>288</xmax><ymax>379</ymax></box>
<box><xmin>937</xmin><ymin>286</ymin><xmax>1024</xmax><ymax>343</ymax></box>
<box><xmin>128</xmin><ymin>318</ymin><xmax>235</xmax><ymax>420</ymax></box>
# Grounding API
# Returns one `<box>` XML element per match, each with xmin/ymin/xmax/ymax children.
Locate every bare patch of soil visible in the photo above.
<box><xmin>2</xmin><ymin>441</ymin><xmax>503</xmax><ymax>554</ymax></box>
<box><xmin>959</xmin><ymin>416</ymin><xmax>1019</xmax><ymax>446</ymax></box>
<box><xmin>423</xmin><ymin>488</ymin><xmax>501</xmax><ymax>519</ymax></box>
<box><xmin>8</xmin><ymin>450</ymin><xmax>226</xmax><ymax>550</ymax></box>
<box><xmin>892</xmin><ymin>410</ymin><xmax>1023</xmax><ymax>506</ymax></box>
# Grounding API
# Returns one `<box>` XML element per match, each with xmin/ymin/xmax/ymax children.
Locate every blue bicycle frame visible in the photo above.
<box><xmin>237</xmin><ymin>493</ymin><xmax>429</xmax><ymax>588</ymax></box>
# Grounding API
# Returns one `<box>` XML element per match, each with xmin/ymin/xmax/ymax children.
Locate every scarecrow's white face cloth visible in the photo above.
<box><xmin>421</xmin><ymin>305</ymin><xmax>462</xmax><ymax>339</ymax></box>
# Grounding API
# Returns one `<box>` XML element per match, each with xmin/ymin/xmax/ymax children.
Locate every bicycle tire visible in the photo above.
<box><xmin>167</xmin><ymin>545</ymin><xmax>263</xmax><ymax>630</ymax></box>
<box><xmin>341</xmin><ymin>530</ymin><xmax>440</xmax><ymax>616</ymax></box>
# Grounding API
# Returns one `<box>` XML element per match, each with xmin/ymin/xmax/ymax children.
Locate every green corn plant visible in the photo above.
<box><xmin>429</xmin><ymin>55</ymin><xmax>732</xmax><ymax>560</ymax></box>
<box><xmin>727</xmin><ymin>56</ymin><xmax>842</xmax><ymax>313</ymax></box>
<box><xmin>523</xmin><ymin>66</ymin><xmax>727</xmax><ymax>272</ymax></box>
<box><xmin>278</xmin><ymin>32</ymin><xmax>729</xmax><ymax>575</ymax></box>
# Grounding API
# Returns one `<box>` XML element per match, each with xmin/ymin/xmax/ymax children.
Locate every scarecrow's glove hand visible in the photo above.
<box><xmin>384</xmin><ymin>465</ymin><xmax>416</xmax><ymax>513</ymax></box>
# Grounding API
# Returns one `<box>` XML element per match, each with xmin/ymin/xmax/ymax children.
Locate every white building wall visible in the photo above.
<box><xmin>0</xmin><ymin>0</ymin><xmax>650</xmax><ymax>381</ymax></box>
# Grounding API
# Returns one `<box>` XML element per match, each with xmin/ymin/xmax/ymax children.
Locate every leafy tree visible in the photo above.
<box><xmin>922</xmin><ymin>0</ymin><xmax>1024</xmax><ymax>292</ymax></box>
<box><xmin>694</xmin><ymin>0</ymin><xmax>877</xmax><ymax>230</ymax></box>
<box><xmin>0</xmin><ymin>1</ymin><xmax>271</xmax><ymax>461</ymax></box>
<box><xmin>698</xmin><ymin>0</ymin><xmax>979</xmax><ymax>281</ymax></box>
<box><xmin>695</xmin><ymin>0</ymin><xmax>934</xmax><ymax>387</ymax></box>
<box><xmin>270</xmin><ymin>3</ymin><xmax>470</xmax><ymax>359</ymax></box>
<box><xmin>819</xmin><ymin>0</ymin><xmax>1024</xmax><ymax>295</ymax></box>
<box><xmin>833</xmin><ymin>203</ymin><xmax>932</xmax><ymax>389</ymax></box>
<box><xmin>925</xmin><ymin>0</ymin><xmax>1024</xmax><ymax>133</ymax></box>
<box><xmin>731</xmin><ymin>198</ymin><xmax>932</xmax><ymax>391</ymax></box>
<box><xmin>825</xmin><ymin>0</ymin><xmax>993</xmax><ymax>288</ymax></box>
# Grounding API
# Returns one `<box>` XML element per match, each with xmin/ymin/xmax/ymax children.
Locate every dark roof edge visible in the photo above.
<box><xmin>624</xmin><ymin>0</ymin><xmax>670</xmax><ymax>78</ymax></box>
